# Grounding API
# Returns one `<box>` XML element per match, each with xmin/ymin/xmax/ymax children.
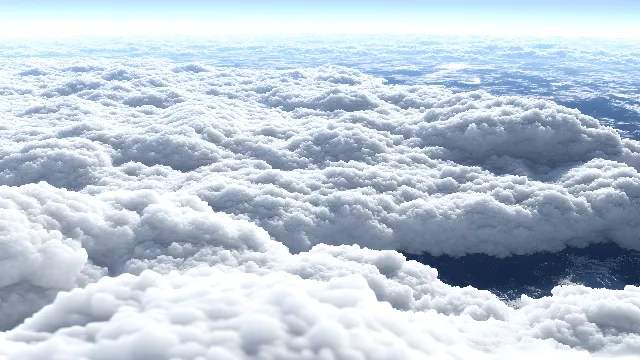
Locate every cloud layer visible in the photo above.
<box><xmin>1</xmin><ymin>50</ymin><xmax>640</xmax><ymax>358</ymax></box>
<box><xmin>2</xmin><ymin>188</ymin><xmax>640</xmax><ymax>358</ymax></box>
<box><xmin>3</xmin><ymin>59</ymin><xmax>639</xmax><ymax>256</ymax></box>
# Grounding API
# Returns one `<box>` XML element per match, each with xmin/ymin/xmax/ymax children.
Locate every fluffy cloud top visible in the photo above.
<box><xmin>2</xmin><ymin>183</ymin><xmax>640</xmax><ymax>358</ymax></box>
<box><xmin>0</xmin><ymin>50</ymin><xmax>639</xmax><ymax>358</ymax></box>
<box><xmin>3</xmin><ymin>60</ymin><xmax>639</xmax><ymax>256</ymax></box>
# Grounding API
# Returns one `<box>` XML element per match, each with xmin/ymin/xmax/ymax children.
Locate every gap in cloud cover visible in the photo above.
<box><xmin>405</xmin><ymin>243</ymin><xmax>640</xmax><ymax>301</ymax></box>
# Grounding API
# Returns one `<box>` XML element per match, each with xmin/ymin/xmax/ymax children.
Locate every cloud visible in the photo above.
<box><xmin>2</xmin><ymin>60</ymin><xmax>640</xmax><ymax>258</ymax></box>
<box><xmin>0</xmin><ymin>182</ymin><xmax>276</xmax><ymax>330</ymax></box>
<box><xmin>1</xmin><ymin>45</ymin><xmax>640</xmax><ymax>357</ymax></box>
<box><xmin>0</xmin><ymin>138</ymin><xmax>112</xmax><ymax>189</ymax></box>
<box><xmin>0</xmin><ymin>182</ymin><xmax>638</xmax><ymax>357</ymax></box>
<box><xmin>2</xmin><ymin>247</ymin><xmax>640</xmax><ymax>358</ymax></box>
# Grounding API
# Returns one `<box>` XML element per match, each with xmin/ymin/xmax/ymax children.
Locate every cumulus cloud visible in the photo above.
<box><xmin>1</xmin><ymin>45</ymin><xmax>640</xmax><ymax>358</ymax></box>
<box><xmin>2</xmin><ymin>241</ymin><xmax>640</xmax><ymax>358</ymax></box>
<box><xmin>2</xmin><ymin>59</ymin><xmax>640</xmax><ymax>258</ymax></box>
<box><xmin>1</xmin><ymin>183</ymin><xmax>639</xmax><ymax>358</ymax></box>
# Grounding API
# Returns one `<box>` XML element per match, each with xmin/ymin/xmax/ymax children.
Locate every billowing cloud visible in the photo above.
<box><xmin>1</xmin><ymin>194</ymin><xmax>640</xmax><ymax>358</ymax></box>
<box><xmin>0</xmin><ymin>45</ymin><xmax>639</xmax><ymax>358</ymax></box>
<box><xmin>2</xmin><ymin>182</ymin><xmax>640</xmax><ymax>358</ymax></box>
<box><xmin>4</xmin><ymin>60</ymin><xmax>639</xmax><ymax>256</ymax></box>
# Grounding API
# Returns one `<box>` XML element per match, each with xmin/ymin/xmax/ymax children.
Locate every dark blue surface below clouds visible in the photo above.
<box><xmin>404</xmin><ymin>244</ymin><xmax>640</xmax><ymax>301</ymax></box>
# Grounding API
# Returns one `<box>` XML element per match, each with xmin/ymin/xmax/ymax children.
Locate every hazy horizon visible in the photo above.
<box><xmin>1</xmin><ymin>0</ymin><xmax>639</xmax><ymax>38</ymax></box>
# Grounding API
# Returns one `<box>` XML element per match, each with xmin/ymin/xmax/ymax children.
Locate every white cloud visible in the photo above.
<box><xmin>2</xmin><ymin>60</ymin><xmax>640</xmax><ymax>258</ymax></box>
<box><xmin>0</xmin><ymin>47</ymin><xmax>639</xmax><ymax>358</ymax></box>
<box><xmin>2</xmin><ymin>249</ymin><xmax>640</xmax><ymax>358</ymax></box>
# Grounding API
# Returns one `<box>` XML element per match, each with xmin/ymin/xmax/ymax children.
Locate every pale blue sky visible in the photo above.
<box><xmin>2</xmin><ymin>0</ymin><xmax>638</xmax><ymax>16</ymax></box>
<box><xmin>0</xmin><ymin>0</ymin><xmax>638</xmax><ymax>38</ymax></box>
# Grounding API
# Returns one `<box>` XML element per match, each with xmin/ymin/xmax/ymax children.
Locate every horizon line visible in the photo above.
<box><xmin>0</xmin><ymin>18</ymin><xmax>638</xmax><ymax>40</ymax></box>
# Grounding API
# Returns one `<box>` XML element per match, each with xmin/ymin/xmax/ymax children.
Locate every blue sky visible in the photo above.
<box><xmin>2</xmin><ymin>0</ymin><xmax>638</xmax><ymax>16</ymax></box>
<box><xmin>1</xmin><ymin>0</ymin><xmax>638</xmax><ymax>38</ymax></box>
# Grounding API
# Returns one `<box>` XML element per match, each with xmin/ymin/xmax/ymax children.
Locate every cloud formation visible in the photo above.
<box><xmin>4</xmin><ymin>59</ymin><xmax>640</xmax><ymax>256</ymax></box>
<box><xmin>2</xmin><ymin>200</ymin><xmax>640</xmax><ymax>358</ymax></box>
<box><xmin>1</xmin><ymin>49</ymin><xmax>640</xmax><ymax>358</ymax></box>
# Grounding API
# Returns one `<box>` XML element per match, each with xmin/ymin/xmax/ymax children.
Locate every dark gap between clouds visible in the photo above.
<box><xmin>404</xmin><ymin>243</ymin><xmax>640</xmax><ymax>301</ymax></box>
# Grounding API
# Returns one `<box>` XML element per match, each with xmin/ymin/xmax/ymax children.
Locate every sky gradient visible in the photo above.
<box><xmin>1</xmin><ymin>0</ymin><xmax>639</xmax><ymax>38</ymax></box>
